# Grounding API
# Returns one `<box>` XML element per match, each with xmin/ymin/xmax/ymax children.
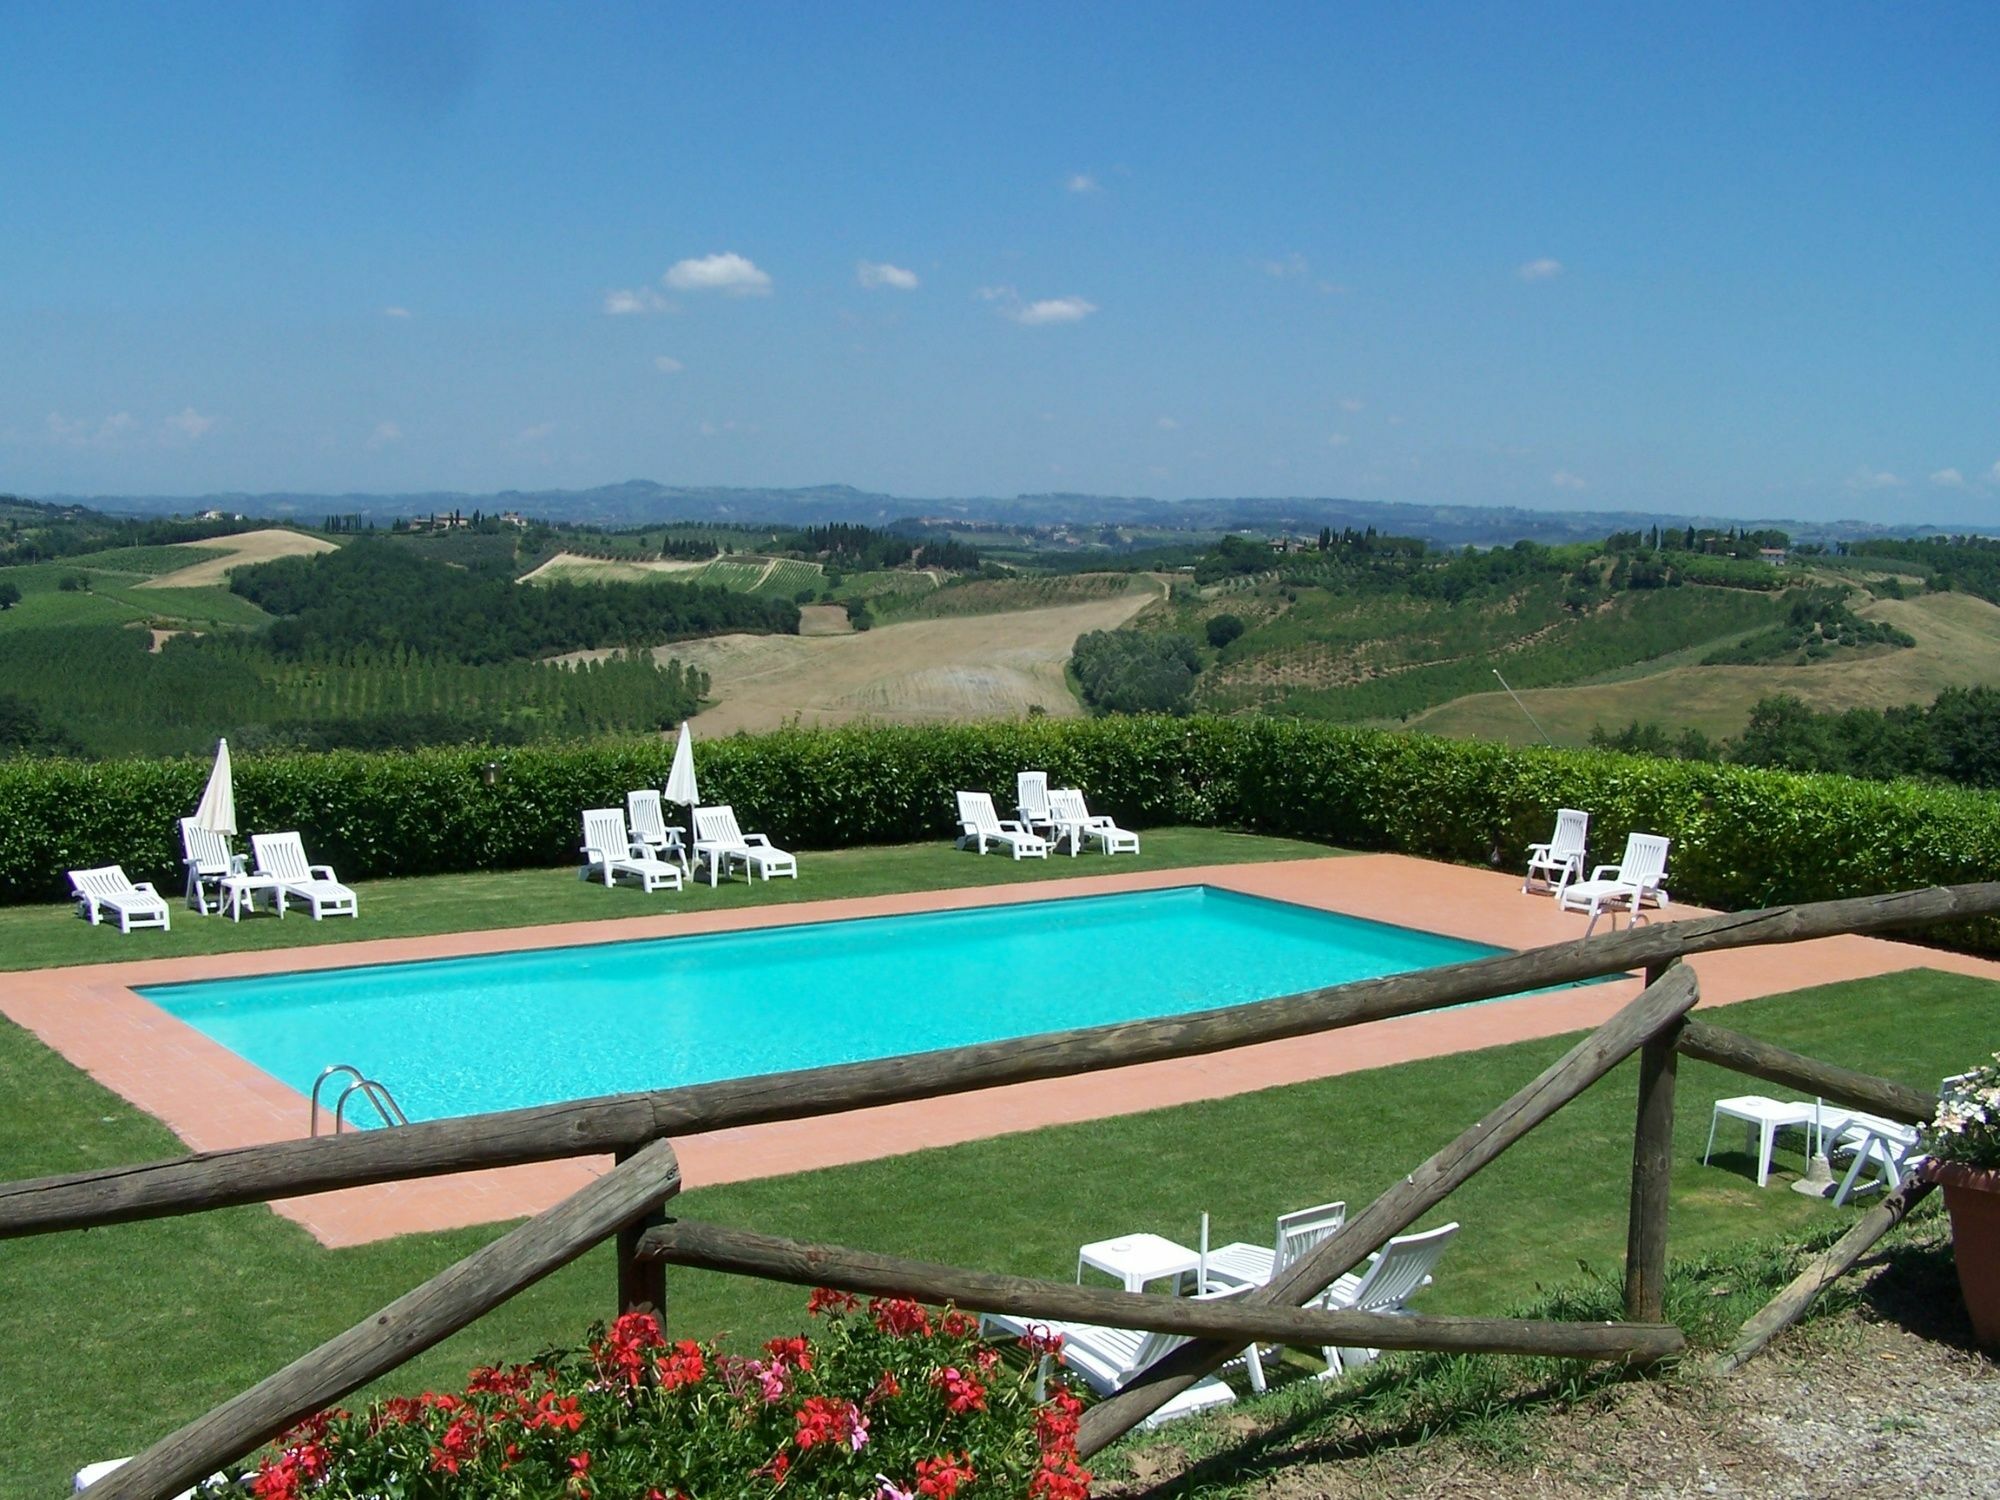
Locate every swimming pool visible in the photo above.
<box><xmin>143</xmin><ymin>886</ymin><xmax>1508</xmax><ymax>1123</ymax></box>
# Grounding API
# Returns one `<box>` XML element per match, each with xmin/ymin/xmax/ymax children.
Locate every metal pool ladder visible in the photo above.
<box><xmin>310</xmin><ymin>1063</ymin><xmax>410</xmax><ymax>1136</ymax></box>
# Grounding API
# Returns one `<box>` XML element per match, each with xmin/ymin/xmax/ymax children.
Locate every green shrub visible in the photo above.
<box><xmin>6</xmin><ymin>719</ymin><xmax>1999</xmax><ymax>951</ymax></box>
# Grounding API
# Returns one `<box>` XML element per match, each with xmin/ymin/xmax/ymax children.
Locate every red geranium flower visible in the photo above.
<box><xmin>654</xmin><ymin>1340</ymin><xmax>707</xmax><ymax>1390</ymax></box>
<box><xmin>931</xmin><ymin>1365</ymin><xmax>987</xmax><ymax>1416</ymax></box>
<box><xmin>807</xmin><ymin>1286</ymin><xmax>860</xmax><ymax>1316</ymax></box>
<box><xmin>870</xmin><ymin>1298</ymin><xmax>933</xmax><ymax>1338</ymax></box>
<box><xmin>915</xmin><ymin>1452</ymin><xmax>975</xmax><ymax>1498</ymax></box>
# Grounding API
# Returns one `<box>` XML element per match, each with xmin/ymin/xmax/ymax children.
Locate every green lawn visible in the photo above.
<box><xmin>1</xmin><ymin>955</ymin><xmax>1988</xmax><ymax>1499</ymax></box>
<box><xmin>2</xmin><ymin>827</ymin><xmax>1336</xmax><ymax>972</ymax></box>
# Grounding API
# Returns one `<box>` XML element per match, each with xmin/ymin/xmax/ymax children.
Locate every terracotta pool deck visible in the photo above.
<box><xmin>6</xmin><ymin>853</ymin><xmax>1994</xmax><ymax>1247</ymax></box>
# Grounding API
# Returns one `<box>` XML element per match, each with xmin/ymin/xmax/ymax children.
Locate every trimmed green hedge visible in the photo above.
<box><xmin>5</xmin><ymin>718</ymin><xmax>1998</xmax><ymax>949</ymax></box>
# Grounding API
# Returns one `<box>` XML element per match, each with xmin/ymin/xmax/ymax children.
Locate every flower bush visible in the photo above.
<box><xmin>237</xmin><ymin>1292</ymin><xmax>1089</xmax><ymax>1500</ymax></box>
<box><xmin>1925</xmin><ymin>1054</ymin><xmax>2000</xmax><ymax>1170</ymax></box>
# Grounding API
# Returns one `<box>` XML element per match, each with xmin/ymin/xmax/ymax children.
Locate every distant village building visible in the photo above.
<box><xmin>1759</xmin><ymin>546</ymin><xmax>1789</xmax><ymax>565</ymax></box>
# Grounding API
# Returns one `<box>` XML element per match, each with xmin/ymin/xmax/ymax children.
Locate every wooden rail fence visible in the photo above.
<box><xmin>3</xmin><ymin>880</ymin><xmax>1981</xmax><ymax>1499</ymax></box>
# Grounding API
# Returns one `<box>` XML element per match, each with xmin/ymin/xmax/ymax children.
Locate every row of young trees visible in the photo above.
<box><xmin>233</xmin><ymin>541</ymin><xmax>798</xmax><ymax>664</ymax></box>
<box><xmin>1071</xmin><ymin>631</ymin><xmax>1203</xmax><ymax>715</ymax></box>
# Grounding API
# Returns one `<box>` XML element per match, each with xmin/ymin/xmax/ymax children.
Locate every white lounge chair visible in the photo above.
<box><xmin>1523</xmin><ymin>808</ymin><xmax>1589</xmax><ymax>898</ymax></box>
<box><xmin>626</xmin><ymin>789</ymin><xmax>691</xmax><ymax>873</ymax></box>
<box><xmin>1202</xmin><ymin>1201</ymin><xmax>1348</xmax><ymax>1294</ymax></box>
<box><xmin>691</xmin><ymin>804</ymin><xmax>797</xmax><ymax>886</ymax></box>
<box><xmin>178</xmin><ymin>817</ymin><xmax>236</xmax><ymax>914</ymax></box>
<box><xmin>1318</xmin><ymin>1222</ymin><xmax>1461</xmax><ymax>1379</ymax></box>
<box><xmin>1017</xmin><ymin>771</ymin><xmax>1058</xmax><ymax>840</ymax></box>
<box><xmin>581</xmin><ymin>807</ymin><xmax>684</xmax><ymax>892</ymax></box>
<box><xmin>1828</xmin><ymin>1112</ymin><xmax>1926</xmax><ymax>1206</ymax></box>
<box><xmin>1047</xmin><ymin>787</ymin><xmax>1140</xmax><ymax>857</ymax></box>
<box><xmin>250</xmin><ymin>832</ymin><xmax>359</xmax><ymax>919</ymax></box>
<box><xmin>984</xmin><ymin>1283</ymin><xmax>1262</xmax><ymax>1426</ymax></box>
<box><xmin>67</xmin><ymin>866</ymin><xmax>171</xmax><ymax>933</ymax></box>
<box><xmin>1558</xmin><ymin>833</ymin><xmax>1671</xmax><ymax>937</ymax></box>
<box><xmin>955</xmin><ymin>791</ymin><xmax>1049</xmax><ymax>859</ymax></box>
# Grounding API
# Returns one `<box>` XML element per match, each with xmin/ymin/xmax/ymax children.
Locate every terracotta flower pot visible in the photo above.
<box><xmin>1925</xmin><ymin>1158</ymin><xmax>2000</xmax><ymax>1349</ymax></box>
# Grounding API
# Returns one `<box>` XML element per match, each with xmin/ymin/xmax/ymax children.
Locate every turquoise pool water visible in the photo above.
<box><xmin>143</xmin><ymin>886</ymin><xmax>1506</xmax><ymax>1123</ymax></box>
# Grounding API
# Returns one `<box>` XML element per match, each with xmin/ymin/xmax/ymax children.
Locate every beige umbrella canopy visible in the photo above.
<box><xmin>191</xmin><ymin>737</ymin><xmax>236</xmax><ymax>835</ymax></box>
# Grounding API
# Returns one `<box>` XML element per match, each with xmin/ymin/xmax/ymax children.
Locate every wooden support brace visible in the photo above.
<box><xmin>1624</xmin><ymin>960</ymin><xmax>1681</xmax><ymax>1324</ymax></box>
<box><xmin>1676</xmin><ymin>1020</ymin><xmax>1937</xmax><ymax>1124</ymax></box>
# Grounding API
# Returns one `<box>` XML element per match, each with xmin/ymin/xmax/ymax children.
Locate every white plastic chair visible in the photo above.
<box><xmin>983</xmin><ymin>1283</ymin><xmax>1263</xmax><ymax>1425</ymax></box>
<box><xmin>1828</xmin><ymin>1112</ymin><xmax>1925</xmax><ymax>1206</ymax></box>
<box><xmin>1318</xmin><ymin>1222</ymin><xmax>1461</xmax><ymax>1379</ymax></box>
<box><xmin>178</xmin><ymin>817</ymin><xmax>235</xmax><ymax>914</ymax></box>
<box><xmin>1558</xmin><ymin>833</ymin><xmax>1671</xmax><ymax>937</ymax></box>
<box><xmin>251</xmin><ymin>832</ymin><xmax>359</xmax><ymax>919</ymax></box>
<box><xmin>1017</xmin><ymin>771</ymin><xmax>1057</xmax><ymax>839</ymax></box>
<box><xmin>955</xmin><ymin>791</ymin><xmax>1049</xmax><ymax>859</ymax></box>
<box><xmin>626</xmin><ymin>789</ymin><xmax>691</xmax><ymax>873</ymax></box>
<box><xmin>1047</xmin><ymin>788</ymin><xmax>1140</xmax><ymax>857</ymax></box>
<box><xmin>1203</xmin><ymin>1201</ymin><xmax>1348</xmax><ymax>1293</ymax></box>
<box><xmin>1523</xmin><ymin>808</ymin><xmax>1589</xmax><ymax>897</ymax></box>
<box><xmin>67</xmin><ymin>866</ymin><xmax>172</xmax><ymax>933</ymax></box>
<box><xmin>581</xmin><ymin>807</ymin><xmax>683</xmax><ymax>892</ymax></box>
<box><xmin>691</xmin><ymin>805</ymin><xmax>797</xmax><ymax>885</ymax></box>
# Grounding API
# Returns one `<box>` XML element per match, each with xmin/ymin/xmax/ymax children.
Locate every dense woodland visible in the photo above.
<box><xmin>232</xmin><ymin>541</ymin><xmax>798</xmax><ymax>664</ymax></box>
<box><xmin>1072</xmin><ymin>630</ymin><xmax>1203</xmax><ymax>715</ymax></box>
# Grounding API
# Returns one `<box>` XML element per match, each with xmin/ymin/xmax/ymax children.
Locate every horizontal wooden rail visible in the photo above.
<box><xmin>1677</xmin><ymin>1020</ymin><xmax>1937</xmax><ymax>1124</ymax></box>
<box><xmin>637</xmin><ymin>1217</ymin><xmax>1684</xmax><ymax>1363</ymax></box>
<box><xmin>1078</xmin><ymin>963</ymin><xmax>1703</xmax><ymax>1451</ymax></box>
<box><xmin>82</xmin><ymin>1140</ymin><xmax>682</xmax><ymax>1500</ymax></box>
<box><xmin>7</xmin><ymin>881</ymin><xmax>1991</xmax><ymax>1239</ymax></box>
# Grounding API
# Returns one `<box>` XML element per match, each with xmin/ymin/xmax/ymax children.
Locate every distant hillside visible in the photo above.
<box><xmin>30</xmin><ymin>482</ymin><xmax>1954</xmax><ymax>551</ymax></box>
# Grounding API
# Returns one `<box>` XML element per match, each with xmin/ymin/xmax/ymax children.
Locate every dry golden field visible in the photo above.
<box><xmin>134</xmin><ymin>528</ymin><xmax>336</xmax><ymax>589</ymax></box>
<box><xmin>1408</xmin><ymin>589</ymin><xmax>2000</xmax><ymax>745</ymax></box>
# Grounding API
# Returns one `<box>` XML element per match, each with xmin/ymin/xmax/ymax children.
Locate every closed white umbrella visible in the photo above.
<box><xmin>664</xmin><ymin>723</ymin><xmax>698</xmax><ymax>807</ymax></box>
<box><xmin>192</xmin><ymin>737</ymin><xmax>237</xmax><ymax>835</ymax></box>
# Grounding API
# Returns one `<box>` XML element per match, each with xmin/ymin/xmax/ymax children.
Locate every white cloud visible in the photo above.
<box><xmin>664</xmin><ymin>252</ymin><xmax>772</xmax><ymax>296</ymax></box>
<box><xmin>1550</xmin><ymin>470</ymin><xmax>1587</xmax><ymax>490</ymax></box>
<box><xmin>163</xmin><ymin>407</ymin><xmax>215</xmax><ymax>441</ymax></box>
<box><xmin>653</xmin><ymin>355</ymin><xmax>684</xmax><ymax>374</ymax></box>
<box><xmin>1931</xmin><ymin>467</ymin><xmax>1967</xmax><ymax>488</ymax></box>
<box><xmin>382</xmin><ymin>306</ymin><xmax>412</xmax><ymax>319</ymax></box>
<box><xmin>1066</xmin><ymin>172</ymin><xmax>1099</xmax><ymax>194</ymax></box>
<box><xmin>856</xmin><ymin>260</ymin><xmax>919</xmax><ymax>290</ymax></box>
<box><xmin>1846</xmin><ymin>467</ymin><xmax>1905</xmax><ymax>491</ymax></box>
<box><xmin>978</xmin><ymin>285</ymin><xmax>1098</xmax><ymax>325</ymax></box>
<box><xmin>1339</xmin><ymin>397</ymin><xmax>1365</xmax><ymax>413</ymax></box>
<box><xmin>1261</xmin><ymin>252</ymin><xmax>1310</xmax><ymax>278</ymax></box>
<box><xmin>515</xmin><ymin>422</ymin><xmax>556</xmax><ymax>444</ymax></box>
<box><xmin>46</xmin><ymin>411</ymin><xmax>134</xmax><ymax>447</ymax></box>
<box><xmin>1518</xmin><ymin>258</ymin><xmax>1564</xmax><ymax>282</ymax></box>
<box><xmin>1156</xmin><ymin>416</ymin><xmax>1180</xmax><ymax>431</ymax></box>
<box><xmin>1328</xmin><ymin>433</ymin><xmax>1351</xmax><ymax>448</ymax></box>
<box><xmin>1989</xmin><ymin>459</ymin><xmax>2000</xmax><ymax>484</ymax></box>
<box><xmin>1010</xmin><ymin>295</ymin><xmax>1097</xmax><ymax>326</ymax></box>
<box><xmin>366</xmin><ymin>420</ymin><xmax>402</xmax><ymax>450</ymax></box>
<box><xmin>604</xmin><ymin>286</ymin><xmax>671</xmax><ymax>315</ymax></box>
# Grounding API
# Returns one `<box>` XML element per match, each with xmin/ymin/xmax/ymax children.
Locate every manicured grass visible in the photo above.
<box><xmin>0</xmin><ymin>827</ymin><xmax>1337</xmax><ymax>972</ymax></box>
<box><xmin>0</xmin><ymin>964</ymin><xmax>1988</xmax><ymax>1499</ymax></box>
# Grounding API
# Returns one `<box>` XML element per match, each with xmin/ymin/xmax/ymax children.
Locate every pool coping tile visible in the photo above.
<box><xmin>5</xmin><ymin>853</ymin><xmax>1993</xmax><ymax>1246</ymax></box>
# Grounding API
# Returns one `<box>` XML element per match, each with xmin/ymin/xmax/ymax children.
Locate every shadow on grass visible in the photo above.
<box><xmin>1851</xmin><ymin>1217</ymin><xmax>1975</xmax><ymax>1351</ymax></box>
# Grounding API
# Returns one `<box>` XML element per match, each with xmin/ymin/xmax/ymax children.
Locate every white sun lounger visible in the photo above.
<box><xmin>178</xmin><ymin>817</ymin><xmax>236</xmax><ymax>914</ymax></box>
<box><xmin>1017</xmin><ymin>770</ymin><xmax>1058</xmax><ymax>840</ymax></box>
<box><xmin>1318</xmin><ymin>1222</ymin><xmax>1460</xmax><ymax>1379</ymax></box>
<box><xmin>956</xmin><ymin>791</ymin><xmax>1049</xmax><ymax>859</ymax></box>
<box><xmin>626</xmin><ymin>789</ymin><xmax>691</xmax><ymax>873</ymax></box>
<box><xmin>1558</xmin><ymin>833</ymin><xmax>1670</xmax><ymax>937</ymax></box>
<box><xmin>1523</xmin><ymin>808</ymin><xmax>1589</xmax><ymax>897</ymax></box>
<box><xmin>67</xmin><ymin>866</ymin><xmax>171</xmax><ymax>933</ymax></box>
<box><xmin>250</xmin><ymin>832</ymin><xmax>359</xmax><ymax>919</ymax></box>
<box><xmin>1202</xmin><ymin>1201</ymin><xmax>1348</xmax><ymax>1293</ymax></box>
<box><xmin>691</xmin><ymin>804</ymin><xmax>797</xmax><ymax>886</ymax></box>
<box><xmin>1047</xmin><ymin>787</ymin><xmax>1140</xmax><ymax>856</ymax></box>
<box><xmin>581</xmin><ymin>807</ymin><xmax>684</xmax><ymax>891</ymax></box>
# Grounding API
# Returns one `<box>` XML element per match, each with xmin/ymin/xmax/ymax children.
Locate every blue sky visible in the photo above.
<box><xmin>3</xmin><ymin>2</ymin><xmax>1997</xmax><ymax>524</ymax></box>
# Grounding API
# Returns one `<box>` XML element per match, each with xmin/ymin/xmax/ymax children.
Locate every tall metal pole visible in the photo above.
<box><xmin>1492</xmin><ymin>668</ymin><xmax>1555</xmax><ymax>746</ymax></box>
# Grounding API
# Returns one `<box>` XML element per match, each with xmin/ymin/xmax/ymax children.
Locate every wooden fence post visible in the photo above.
<box><xmin>616</xmin><ymin>1146</ymin><xmax>669</xmax><ymax>1318</ymax></box>
<box><xmin>1624</xmin><ymin>961</ymin><xmax>1681</xmax><ymax>1324</ymax></box>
